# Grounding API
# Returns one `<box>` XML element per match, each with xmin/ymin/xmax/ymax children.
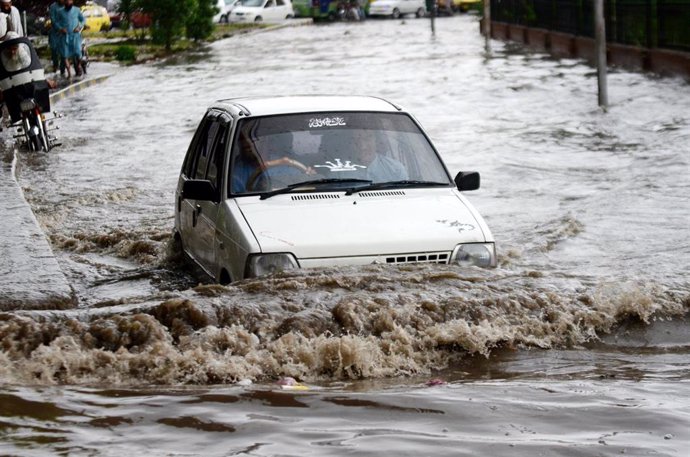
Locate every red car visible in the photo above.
<box><xmin>109</xmin><ymin>10</ymin><xmax>152</xmax><ymax>29</ymax></box>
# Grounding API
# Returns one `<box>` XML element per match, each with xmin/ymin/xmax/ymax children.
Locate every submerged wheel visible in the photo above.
<box><xmin>38</xmin><ymin>119</ymin><xmax>50</xmax><ymax>152</ymax></box>
<box><xmin>416</xmin><ymin>7</ymin><xmax>426</xmax><ymax>17</ymax></box>
<box><xmin>391</xmin><ymin>8</ymin><xmax>400</xmax><ymax>19</ymax></box>
<box><xmin>254</xmin><ymin>15</ymin><xmax>263</xmax><ymax>22</ymax></box>
<box><xmin>22</xmin><ymin>118</ymin><xmax>36</xmax><ymax>152</ymax></box>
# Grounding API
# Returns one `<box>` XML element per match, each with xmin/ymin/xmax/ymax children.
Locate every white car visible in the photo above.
<box><xmin>368</xmin><ymin>0</ymin><xmax>426</xmax><ymax>18</ymax></box>
<box><xmin>229</xmin><ymin>0</ymin><xmax>294</xmax><ymax>23</ymax></box>
<box><xmin>214</xmin><ymin>0</ymin><xmax>241</xmax><ymax>23</ymax></box>
<box><xmin>174</xmin><ymin>95</ymin><xmax>495</xmax><ymax>283</ymax></box>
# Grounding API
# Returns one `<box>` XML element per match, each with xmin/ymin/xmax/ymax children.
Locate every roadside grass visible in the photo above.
<box><xmin>85</xmin><ymin>23</ymin><xmax>269</xmax><ymax>63</ymax></box>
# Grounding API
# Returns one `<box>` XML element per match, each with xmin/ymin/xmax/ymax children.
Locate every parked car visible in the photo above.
<box><xmin>215</xmin><ymin>0</ymin><xmax>242</xmax><ymax>22</ymax></box>
<box><xmin>229</xmin><ymin>0</ymin><xmax>294</xmax><ymax>22</ymax></box>
<box><xmin>174</xmin><ymin>95</ymin><xmax>496</xmax><ymax>283</ymax></box>
<box><xmin>82</xmin><ymin>1</ymin><xmax>112</xmax><ymax>31</ymax></box>
<box><xmin>368</xmin><ymin>0</ymin><xmax>425</xmax><ymax>18</ymax></box>
<box><xmin>292</xmin><ymin>0</ymin><xmax>370</xmax><ymax>20</ymax></box>
<box><xmin>107</xmin><ymin>0</ymin><xmax>152</xmax><ymax>30</ymax></box>
<box><xmin>435</xmin><ymin>0</ymin><xmax>479</xmax><ymax>14</ymax></box>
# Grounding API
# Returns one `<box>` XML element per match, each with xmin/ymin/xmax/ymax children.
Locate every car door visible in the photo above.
<box><xmin>263</xmin><ymin>0</ymin><xmax>279</xmax><ymax>21</ymax></box>
<box><xmin>178</xmin><ymin>112</ymin><xmax>220</xmax><ymax>274</ymax></box>
<box><xmin>177</xmin><ymin>114</ymin><xmax>213</xmax><ymax>259</ymax></box>
<box><xmin>193</xmin><ymin>116</ymin><xmax>232</xmax><ymax>277</ymax></box>
<box><xmin>276</xmin><ymin>0</ymin><xmax>291</xmax><ymax>18</ymax></box>
<box><xmin>402</xmin><ymin>0</ymin><xmax>414</xmax><ymax>14</ymax></box>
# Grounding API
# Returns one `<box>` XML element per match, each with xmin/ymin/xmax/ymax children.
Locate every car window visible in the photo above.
<box><xmin>205</xmin><ymin>121</ymin><xmax>230</xmax><ymax>198</ymax></box>
<box><xmin>194</xmin><ymin>121</ymin><xmax>221</xmax><ymax>180</ymax></box>
<box><xmin>277</xmin><ymin>0</ymin><xmax>285</xmax><ymax>5</ymax></box>
<box><xmin>265</xmin><ymin>0</ymin><xmax>274</xmax><ymax>7</ymax></box>
<box><xmin>228</xmin><ymin>112</ymin><xmax>451</xmax><ymax>195</ymax></box>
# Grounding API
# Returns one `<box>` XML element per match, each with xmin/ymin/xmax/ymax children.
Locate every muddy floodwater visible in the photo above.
<box><xmin>2</xmin><ymin>15</ymin><xmax>689</xmax><ymax>456</ymax></box>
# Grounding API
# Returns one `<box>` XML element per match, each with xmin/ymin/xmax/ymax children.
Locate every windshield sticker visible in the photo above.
<box><xmin>436</xmin><ymin>219</ymin><xmax>476</xmax><ymax>233</ymax></box>
<box><xmin>308</xmin><ymin>117</ymin><xmax>347</xmax><ymax>128</ymax></box>
<box><xmin>314</xmin><ymin>159</ymin><xmax>366</xmax><ymax>172</ymax></box>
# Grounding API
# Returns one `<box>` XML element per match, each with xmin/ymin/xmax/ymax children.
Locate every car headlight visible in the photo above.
<box><xmin>452</xmin><ymin>243</ymin><xmax>496</xmax><ymax>268</ymax></box>
<box><xmin>245</xmin><ymin>253</ymin><xmax>299</xmax><ymax>278</ymax></box>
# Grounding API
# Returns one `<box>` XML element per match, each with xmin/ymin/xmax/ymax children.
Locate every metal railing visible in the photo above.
<box><xmin>489</xmin><ymin>0</ymin><xmax>690</xmax><ymax>52</ymax></box>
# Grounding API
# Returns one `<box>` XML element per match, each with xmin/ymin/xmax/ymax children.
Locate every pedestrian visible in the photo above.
<box><xmin>0</xmin><ymin>0</ymin><xmax>23</xmax><ymax>37</ymax></box>
<box><xmin>54</xmin><ymin>0</ymin><xmax>85</xmax><ymax>78</ymax></box>
<box><xmin>49</xmin><ymin>0</ymin><xmax>65</xmax><ymax>74</ymax></box>
<box><xmin>0</xmin><ymin>8</ymin><xmax>8</xmax><ymax>41</ymax></box>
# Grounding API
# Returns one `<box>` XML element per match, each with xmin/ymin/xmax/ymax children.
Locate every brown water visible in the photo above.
<box><xmin>2</xmin><ymin>15</ymin><xmax>689</xmax><ymax>456</ymax></box>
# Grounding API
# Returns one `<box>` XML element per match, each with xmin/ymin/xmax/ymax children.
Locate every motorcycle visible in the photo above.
<box><xmin>0</xmin><ymin>37</ymin><xmax>58</xmax><ymax>152</ymax></box>
<box><xmin>336</xmin><ymin>0</ymin><xmax>364</xmax><ymax>21</ymax></box>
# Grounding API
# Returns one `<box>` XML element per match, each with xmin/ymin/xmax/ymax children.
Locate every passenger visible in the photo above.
<box><xmin>54</xmin><ymin>0</ymin><xmax>85</xmax><ymax>78</ymax></box>
<box><xmin>0</xmin><ymin>0</ymin><xmax>22</xmax><ymax>37</ymax></box>
<box><xmin>351</xmin><ymin>130</ymin><xmax>408</xmax><ymax>182</ymax></box>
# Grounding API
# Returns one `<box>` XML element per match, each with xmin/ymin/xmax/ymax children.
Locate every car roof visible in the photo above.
<box><xmin>211</xmin><ymin>95</ymin><xmax>403</xmax><ymax>117</ymax></box>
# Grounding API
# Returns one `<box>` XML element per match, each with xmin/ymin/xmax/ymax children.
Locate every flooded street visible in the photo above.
<box><xmin>1</xmin><ymin>15</ymin><xmax>689</xmax><ymax>456</ymax></box>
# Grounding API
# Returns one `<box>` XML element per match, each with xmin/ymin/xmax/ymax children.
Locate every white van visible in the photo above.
<box><xmin>174</xmin><ymin>95</ymin><xmax>495</xmax><ymax>283</ymax></box>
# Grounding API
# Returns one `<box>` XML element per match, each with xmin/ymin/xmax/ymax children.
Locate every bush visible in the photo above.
<box><xmin>138</xmin><ymin>0</ymin><xmax>195</xmax><ymax>50</ymax></box>
<box><xmin>187</xmin><ymin>0</ymin><xmax>219</xmax><ymax>41</ymax></box>
<box><xmin>115</xmin><ymin>45</ymin><xmax>137</xmax><ymax>61</ymax></box>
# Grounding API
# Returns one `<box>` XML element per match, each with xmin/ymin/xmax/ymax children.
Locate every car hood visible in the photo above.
<box><xmin>236</xmin><ymin>188</ymin><xmax>487</xmax><ymax>259</ymax></box>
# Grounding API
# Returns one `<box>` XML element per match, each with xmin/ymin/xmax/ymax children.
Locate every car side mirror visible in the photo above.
<box><xmin>182</xmin><ymin>179</ymin><xmax>216</xmax><ymax>201</ymax></box>
<box><xmin>454</xmin><ymin>171</ymin><xmax>480</xmax><ymax>191</ymax></box>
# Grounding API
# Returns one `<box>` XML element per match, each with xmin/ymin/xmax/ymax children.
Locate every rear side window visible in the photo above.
<box><xmin>194</xmin><ymin>122</ymin><xmax>220</xmax><ymax>179</ymax></box>
<box><xmin>182</xmin><ymin>113</ymin><xmax>221</xmax><ymax>179</ymax></box>
<box><xmin>206</xmin><ymin>121</ymin><xmax>231</xmax><ymax>196</ymax></box>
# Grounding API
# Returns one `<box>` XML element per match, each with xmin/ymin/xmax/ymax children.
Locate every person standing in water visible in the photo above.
<box><xmin>54</xmin><ymin>0</ymin><xmax>84</xmax><ymax>78</ymax></box>
<box><xmin>49</xmin><ymin>0</ymin><xmax>65</xmax><ymax>74</ymax></box>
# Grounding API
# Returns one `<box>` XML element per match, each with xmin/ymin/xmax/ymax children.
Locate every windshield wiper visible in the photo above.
<box><xmin>345</xmin><ymin>180</ymin><xmax>450</xmax><ymax>195</ymax></box>
<box><xmin>260</xmin><ymin>178</ymin><xmax>372</xmax><ymax>200</ymax></box>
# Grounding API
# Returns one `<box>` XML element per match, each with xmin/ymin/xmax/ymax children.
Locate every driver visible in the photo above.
<box><xmin>0</xmin><ymin>33</ymin><xmax>31</xmax><ymax>71</ymax></box>
<box><xmin>231</xmin><ymin>129</ymin><xmax>262</xmax><ymax>193</ymax></box>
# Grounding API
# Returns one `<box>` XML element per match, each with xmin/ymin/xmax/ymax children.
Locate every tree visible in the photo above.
<box><xmin>186</xmin><ymin>0</ymin><xmax>218</xmax><ymax>41</ymax></box>
<box><xmin>138</xmin><ymin>0</ymin><xmax>194</xmax><ymax>50</ymax></box>
<box><xmin>117</xmin><ymin>0</ymin><xmax>136</xmax><ymax>30</ymax></box>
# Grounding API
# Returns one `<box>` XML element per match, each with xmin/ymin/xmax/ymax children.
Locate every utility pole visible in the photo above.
<box><xmin>594</xmin><ymin>0</ymin><xmax>608</xmax><ymax>108</ymax></box>
<box><xmin>22</xmin><ymin>11</ymin><xmax>27</xmax><ymax>37</ymax></box>
<box><xmin>429</xmin><ymin>0</ymin><xmax>436</xmax><ymax>35</ymax></box>
<box><xmin>483</xmin><ymin>0</ymin><xmax>491</xmax><ymax>38</ymax></box>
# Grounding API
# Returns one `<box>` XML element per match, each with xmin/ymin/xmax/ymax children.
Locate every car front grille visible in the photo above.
<box><xmin>385</xmin><ymin>252</ymin><xmax>450</xmax><ymax>264</ymax></box>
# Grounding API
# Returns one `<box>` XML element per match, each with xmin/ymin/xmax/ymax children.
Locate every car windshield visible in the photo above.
<box><xmin>239</xmin><ymin>0</ymin><xmax>264</xmax><ymax>6</ymax></box>
<box><xmin>228</xmin><ymin>111</ymin><xmax>451</xmax><ymax>195</ymax></box>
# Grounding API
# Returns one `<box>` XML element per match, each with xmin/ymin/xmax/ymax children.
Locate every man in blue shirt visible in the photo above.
<box><xmin>54</xmin><ymin>0</ymin><xmax>85</xmax><ymax>78</ymax></box>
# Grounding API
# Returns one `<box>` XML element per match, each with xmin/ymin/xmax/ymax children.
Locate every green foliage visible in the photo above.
<box><xmin>137</xmin><ymin>0</ymin><xmax>195</xmax><ymax>50</ymax></box>
<box><xmin>118</xmin><ymin>0</ymin><xmax>136</xmax><ymax>29</ymax></box>
<box><xmin>115</xmin><ymin>45</ymin><xmax>137</xmax><ymax>61</ymax></box>
<box><xmin>187</xmin><ymin>0</ymin><xmax>219</xmax><ymax>41</ymax></box>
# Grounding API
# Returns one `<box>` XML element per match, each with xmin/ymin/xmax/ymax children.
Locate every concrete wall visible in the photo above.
<box><xmin>482</xmin><ymin>20</ymin><xmax>690</xmax><ymax>80</ymax></box>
